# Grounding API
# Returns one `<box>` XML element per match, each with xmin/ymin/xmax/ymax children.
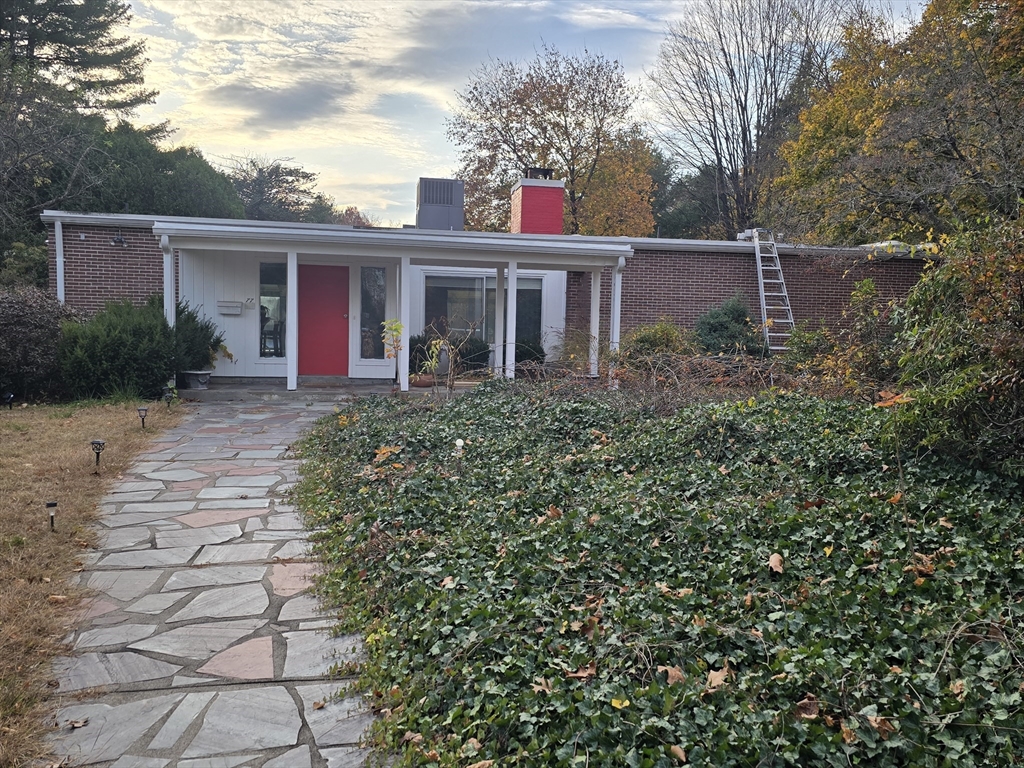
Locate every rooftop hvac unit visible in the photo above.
<box><xmin>416</xmin><ymin>178</ymin><xmax>465</xmax><ymax>231</ymax></box>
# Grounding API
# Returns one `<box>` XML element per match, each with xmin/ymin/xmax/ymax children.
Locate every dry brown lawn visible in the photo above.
<box><xmin>0</xmin><ymin>399</ymin><xmax>185</xmax><ymax>768</ymax></box>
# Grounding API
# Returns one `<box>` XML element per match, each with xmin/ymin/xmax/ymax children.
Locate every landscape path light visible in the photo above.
<box><xmin>3</xmin><ymin>392</ymin><xmax>13</xmax><ymax>410</ymax></box>
<box><xmin>138</xmin><ymin>406</ymin><xmax>148</xmax><ymax>429</ymax></box>
<box><xmin>47</xmin><ymin>501</ymin><xmax>57</xmax><ymax>531</ymax></box>
<box><xmin>91</xmin><ymin>439</ymin><xmax>106</xmax><ymax>467</ymax></box>
<box><xmin>163</xmin><ymin>386</ymin><xmax>173</xmax><ymax>408</ymax></box>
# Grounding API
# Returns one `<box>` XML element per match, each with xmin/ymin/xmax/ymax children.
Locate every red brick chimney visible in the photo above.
<box><xmin>511</xmin><ymin>168</ymin><xmax>565</xmax><ymax>235</ymax></box>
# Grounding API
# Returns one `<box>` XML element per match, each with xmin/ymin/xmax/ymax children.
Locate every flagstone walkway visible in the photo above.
<box><xmin>47</xmin><ymin>401</ymin><xmax>372</xmax><ymax>768</ymax></box>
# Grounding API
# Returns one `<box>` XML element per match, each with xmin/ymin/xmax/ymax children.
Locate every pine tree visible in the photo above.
<box><xmin>0</xmin><ymin>0</ymin><xmax>155</xmax><ymax>113</ymax></box>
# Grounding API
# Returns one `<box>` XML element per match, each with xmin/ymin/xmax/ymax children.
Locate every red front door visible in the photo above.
<box><xmin>298</xmin><ymin>265</ymin><xmax>349</xmax><ymax>376</ymax></box>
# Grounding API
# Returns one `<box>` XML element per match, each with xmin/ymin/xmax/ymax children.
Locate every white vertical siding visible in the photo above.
<box><xmin>179</xmin><ymin>249</ymin><xmax>288</xmax><ymax>378</ymax></box>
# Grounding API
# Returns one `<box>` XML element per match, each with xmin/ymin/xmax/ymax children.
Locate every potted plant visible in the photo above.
<box><xmin>175</xmin><ymin>302</ymin><xmax>228</xmax><ymax>389</ymax></box>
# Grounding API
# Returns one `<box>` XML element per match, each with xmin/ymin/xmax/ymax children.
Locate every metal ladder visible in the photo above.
<box><xmin>752</xmin><ymin>228</ymin><xmax>794</xmax><ymax>353</ymax></box>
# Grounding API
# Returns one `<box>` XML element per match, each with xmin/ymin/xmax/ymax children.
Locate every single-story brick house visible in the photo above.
<box><xmin>41</xmin><ymin>174</ymin><xmax>926</xmax><ymax>392</ymax></box>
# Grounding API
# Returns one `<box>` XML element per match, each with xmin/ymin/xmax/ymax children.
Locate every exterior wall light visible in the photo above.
<box><xmin>91</xmin><ymin>439</ymin><xmax>106</xmax><ymax>467</ymax></box>
<box><xmin>138</xmin><ymin>406</ymin><xmax>148</xmax><ymax>428</ymax></box>
<box><xmin>110</xmin><ymin>231</ymin><xmax>127</xmax><ymax>247</ymax></box>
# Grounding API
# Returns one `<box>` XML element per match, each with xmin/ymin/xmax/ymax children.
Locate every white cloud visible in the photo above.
<box><xmin>125</xmin><ymin>0</ymin><xmax>915</xmax><ymax>224</ymax></box>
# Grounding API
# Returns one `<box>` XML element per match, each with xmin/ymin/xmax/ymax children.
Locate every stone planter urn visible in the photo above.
<box><xmin>180</xmin><ymin>370</ymin><xmax>213</xmax><ymax>390</ymax></box>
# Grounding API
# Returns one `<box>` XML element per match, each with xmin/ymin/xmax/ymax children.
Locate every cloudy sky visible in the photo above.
<box><xmin>126</xmin><ymin>0</ymin><xmax>920</xmax><ymax>225</ymax></box>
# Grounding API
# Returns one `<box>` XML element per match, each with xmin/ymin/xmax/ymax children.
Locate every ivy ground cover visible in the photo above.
<box><xmin>296</xmin><ymin>381</ymin><xmax>1024</xmax><ymax>766</ymax></box>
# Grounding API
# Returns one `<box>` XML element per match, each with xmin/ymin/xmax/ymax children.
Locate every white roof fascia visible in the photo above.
<box><xmin>152</xmin><ymin>220</ymin><xmax>631</xmax><ymax>265</ymax></box>
<box><xmin>40</xmin><ymin>210</ymin><xmax>159</xmax><ymax>229</ymax></box>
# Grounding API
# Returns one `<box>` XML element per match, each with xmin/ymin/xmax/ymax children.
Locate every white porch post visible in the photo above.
<box><xmin>398</xmin><ymin>256</ymin><xmax>411</xmax><ymax>392</ymax></box>
<box><xmin>589</xmin><ymin>269</ymin><xmax>602</xmax><ymax>377</ymax></box>
<box><xmin>160</xmin><ymin>235</ymin><xmax>175</xmax><ymax>328</ymax></box>
<box><xmin>493</xmin><ymin>264</ymin><xmax>505</xmax><ymax>374</ymax></box>
<box><xmin>286</xmin><ymin>252</ymin><xmax>298</xmax><ymax>391</ymax></box>
<box><xmin>54</xmin><ymin>220</ymin><xmax>66</xmax><ymax>303</ymax></box>
<box><xmin>610</xmin><ymin>257</ymin><xmax>624</xmax><ymax>353</ymax></box>
<box><xmin>504</xmin><ymin>260</ymin><xmax>518</xmax><ymax>379</ymax></box>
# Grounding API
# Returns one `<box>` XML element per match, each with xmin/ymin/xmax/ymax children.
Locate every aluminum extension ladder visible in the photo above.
<box><xmin>752</xmin><ymin>228</ymin><xmax>794</xmax><ymax>353</ymax></box>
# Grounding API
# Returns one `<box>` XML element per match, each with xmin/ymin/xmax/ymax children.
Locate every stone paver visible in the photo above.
<box><xmin>48</xmin><ymin>401</ymin><xmax>370</xmax><ymax>767</ymax></box>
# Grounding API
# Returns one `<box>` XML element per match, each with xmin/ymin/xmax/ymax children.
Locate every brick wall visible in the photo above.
<box><xmin>48</xmin><ymin>223</ymin><xmax>167</xmax><ymax>315</ymax></box>
<box><xmin>566</xmin><ymin>248</ymin><xmax>928</xmax><ymax>340</ymax></box>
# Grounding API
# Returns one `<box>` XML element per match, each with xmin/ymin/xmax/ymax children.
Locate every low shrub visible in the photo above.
<box><xmin>620</xmin><ymin>318</ymin><xmax>694</xmax><ymax>358</ymax></box>
<box><xmin>58</xmin><ymin>299</ymin><xmax>174</xmax><ymax>400</ymax></box>
<box><xmin>174</xmin><ymin>301</ymin><xmax>225</xmax><ymax>372</ymax></box>
<box><xmin>0</xmin><ymin>286</ymin><xmax>81</xmax><ymax>399</ymax></box>
<box><xmin>695</xmin><ymin>296</ymin><xmax>762</xmax><ymax>354</ymax></box>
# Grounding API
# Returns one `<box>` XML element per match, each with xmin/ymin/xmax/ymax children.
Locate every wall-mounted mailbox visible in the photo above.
<box><xmin>216</xmin><ymin>300</ymin><xmax>243</xmax><ymax>315</ymax></box>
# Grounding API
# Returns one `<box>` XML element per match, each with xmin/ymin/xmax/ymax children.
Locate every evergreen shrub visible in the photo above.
<box><xmin>58</xmin><ymin>298</ymin><xmax>174</xmax><ymax>399</ymax></box>
<box><xmin>174</xmin><ymin>301</ymin><xmax>225</xmax><ymax>372</ymax></box>
<box><xmin>695</xmin><ymin>296</ymin><xmax>762</xmax><ymax>354</ymax></box>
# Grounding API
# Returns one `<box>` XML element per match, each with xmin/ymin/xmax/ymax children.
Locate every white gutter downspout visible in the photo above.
<box><xmin>160</xmin><ymin>235</ymin><xmax>175</xmax><ymax>328</ymax></box>
<box><xmin>54</xmin><ymin>220</ymin><xmax>65</xmax><ymax>302</ymax></box>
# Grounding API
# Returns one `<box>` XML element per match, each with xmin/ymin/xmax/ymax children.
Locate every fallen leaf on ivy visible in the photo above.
<box><xmin>611</xmin><ymin>698</ymin><xmax>630</xmax><ymax>709</ymax></box>
<box><xmin>841</xmin><ymin>722</ymin><xmax>857</xmax><ymax>744</ymax></box>
<box><xmin>312</xmin><ymin>700</ymin><xmax>325</xmax><ymax>710</ymax></box>
<box><xmin>566</xmin><ymin>661</ymin><xmax>596</xmax><ymax>679</ymax></box>
<box><xmin>750</xmin><ymin>628</ymin><xmax>763</xmax><ymax>639</ymax></box>
<box><xmin>391</xmin><ymin>462</ymin><xmax>404</xmax><ymax>469</ymax></box>
<box><xmin>439</xmin><ymin>576</ymin><xmax>454</xmax><ymax>589</ymax></box>
<box><xmin>768</xmin><ymin>553</ymin><xmax>784</xmax><ymax>574</ymax></box>
<box><xmin>706</xmin><ymin>664</ymin><xmax>729</xmax><ymax>692</ymax></box>
<box><xmin>670</xmin><ymin>744</ymin><xmax>687</xmax><ymax>763</ymax></box>
<box><xmin>867</xmin><ymin>715</ymin><xmax>895</xmax><ymax>739</ymax></box>
<box><xmin>795</xmin><ymin>694</ymin><xmax>819</xmax><ymax>720</ymax></box>
<box><xmin>823</xmin><ymin>545</ymin><xmax>834</xmax><ymax>556</ymax></box>
<box><xmin>744</xmin><ymin>592</ymin><xmax>753</xmax><ymax>608</ymax></box>
<box><xmin>547</xmin><ymin>505</ymin><xmax>563</xmax><ymax>519</ymax></box>
<box><xmin>938</xmin><ymin>517</ymin><xmax>954</xmax><ymax>528</ymax></box>
<box><xmin>888</xmin><ymin>491</ymin><xmax>903</xmax><ymax>504</ymax></box>
<box><xmin>531</xmin><ymin>677</ymin><xmax>553</xmax><ymax>693</ymax></box>
<box><xmin>718</xmin><ymin>465</ymin><xmax>730</xmax><ymax>475</ymax></box>
<box><xmin>951</xmin><ymin>679</ymin><xmax>966</xmax><ymax>699</ymax></box>
<box><xmin>461</xmin><ymin>737</ymin><xmax>482</xmax><ymax>755</ymax></box>
<box><xmin>658</xmin><ymin>665</ymin><xmax>685</xmax><ymax>685</ymax></box>
<box><xmin>401</xmin><ymin>731</ymin><xmax>422</xmax><ymax>744</ymax></box>
<box><xmin>421</xmin><ymin>750</ymin><xmax>439</xmax><ymax>761</ymax></box>
<box><xmin>466</xmin><ymin>761</ymin><xmax>494</xmax><ymax>768</ymax></box>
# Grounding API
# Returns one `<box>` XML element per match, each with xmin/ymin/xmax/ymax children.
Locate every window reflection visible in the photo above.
<box><xmin>260</xmin><ymin>263</ymin><xmax>286</xmax><ymax>357</ymax></box>
<box><xmin>360</xmin><ymin>267</ymin><xmax>386</xmax><ymax>359</ymax></box>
